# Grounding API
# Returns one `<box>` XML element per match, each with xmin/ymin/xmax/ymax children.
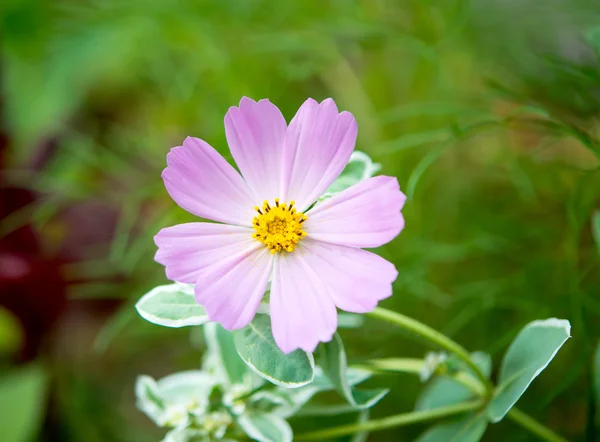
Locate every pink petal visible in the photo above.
<box><xmin>270</xmin><ymin>248</ymin><xmax>338</xmax><ymax>354</ymax></box>
<box><xmin>195</xmin><ymin>246</ymin><xmax>273</xmax><ymax>330</ymax></box>
<box><xmin>154</xmin><ymin>223</ymin><xmax>255</xmax><ymax>284</ymax></box>
<box><xmin>282</xmin><ymin>98</ymin><xmax>357</xmax><ymax>211</ymax></box>
<box><xmin>301</xmin><ymin>239</ymin><xmax>398</xmax><ymax>313</ymax></box>
<box><xmin>162</xmin><ymin>137</ymin><xmax>256</xmax><ymax>226</ymax></box>
<box><xmin>225</xmin><ymin>97</ymin><xmax>287</xmax><ymax>203</ymax></box>
<box><xmin>305</xmin><ymin>176</ymin><xmax>406</xmax><ymax>248</ymax></box>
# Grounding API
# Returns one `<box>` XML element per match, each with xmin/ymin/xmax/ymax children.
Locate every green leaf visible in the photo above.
<box><xmin>592</xmin><ymin>211</ymin><xmax>600</xmax><ymax>254</ymax></box>
<box><xmin>237</xmin><ymin>411</ymin><xmax>292</xmax><ymax>442</ymax></box>
<box><xmin>319</xmin><ymin>333</ymin><xmax>388</xmax><ymax>410</ymax></box>
<box><xmin>252</xmin><ymin>367</ymin><xmax>371</xmax><ymax>418</ymax></box>
<box><xmin>233</xmin><ymin>315</ymin><xmax>314</xmax><ymax>388</ymax></box>
<box><xmin>416</xmin><ymin>414</ymin><xmax>488</xmax><ymax>442</ymax></box>
<box><xmin>203</xmin><ymin>322</ymin><xmax>248</xmax><ymax>385</ymax></box>
<box><xmin>135</xmin><ymin>283</ymin><xmax>209</xmax><ymax>327</ymax></box>
<box><xmin>0</xmin><ymin>364</ymin><xmax>47</xmax><ymax>442</ymax></box>
<box><xmin>416</xmin><ymin>352</ymin><xmax>491</xmax><ymax>411</ymax></box>
<box><xmin>321</xmin><ymin>151</ymin><xmax>380</xmax><ymax>198</ymax></box>
<box><xmin>488</xmin><ymin>318</ymin><xmax>571</xmax><ymax>422</ymax></box>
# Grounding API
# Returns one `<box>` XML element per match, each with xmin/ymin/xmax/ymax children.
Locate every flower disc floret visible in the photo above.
<box><xmin>252</xmin><ymin>199</ymin><xmax>307</xmax><ymax>254</ymax></box>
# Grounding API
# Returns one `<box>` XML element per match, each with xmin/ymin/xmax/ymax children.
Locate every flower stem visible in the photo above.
<box><xmin>366</xmin><ymin>307</ymin><xmax>493</xmax><ymax>392</ymax></box>
<box><xmin>294</xmin><ymin>399</ymin><xmax>484</xmax><ymax>440</ymax></box>
<box><xmin>356</xmin><ymin>358</ymin><xmax>485</xmax><ymax>396</ymax></box>
<box><xmin>507</xmin><ymin>408</ymin><xmax>569</xmax><ymax>442</ymax></box>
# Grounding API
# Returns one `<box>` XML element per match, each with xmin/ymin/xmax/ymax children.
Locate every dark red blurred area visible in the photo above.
<box><xmin>0</xmin><ymin>175</ymin><xmax>68</xmax><ymax>361</ymax></box>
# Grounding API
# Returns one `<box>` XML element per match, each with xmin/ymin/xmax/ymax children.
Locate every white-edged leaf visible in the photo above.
<box><xmin>135</xmin><ymin>283</ymin><xmax>208</xmax><ymax>327</ymax></box>
<box><xmin>237</xmin><ymin>411</ymin><xmax>292</xmax><ymax>442</ymax></box>
<box><xmin>0</xmin><ymin>364</ymin><xmax>47</xmax><ymax>442</ymax></box>
<box><xmin>157</xmin><ymin>371</ymin><xmax>216</xmax><ymax>406</ymax></box>
<box><xmin>416</xmin><ymin>414</ymin><xmax>488</xmax><ymax>442</ymax></box>
<box><xmin>135</xmin><ymin>375</ymin><xmax>165</xmax><ymax>425</ymax></box>
<box><xmin>488</xmin><ymin>318</ymin><xmax>571</xmax><ymax>422</ymax></box>
<box><xmin>136</xmin><ymin>371</ymin><xmax>217</xmax><ymax>427</ymax></box>
<box><xmin>234</xmin><ymin>315</ymin><xmax>314</xmax><ymax>388</ymax></box>
<box><xmin>319</xmin><ymin>334</ymin><xmax>388</xmax><ymax>409</ymax></box>
<box><xmin>204</xmin><ymin>323</ymin><xmax>248</xmax><ymax>385</ymax></box>
<box><xmin>321</xmin><ymin>151</ymin><xmax>381</xmax><ymax>198</ymax></box>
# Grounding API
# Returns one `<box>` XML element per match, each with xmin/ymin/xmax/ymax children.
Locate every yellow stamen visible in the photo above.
<box><xmin>252</xmin><ymin>199</ymin><xmax>307</xmax><ymax>254</ymax></box>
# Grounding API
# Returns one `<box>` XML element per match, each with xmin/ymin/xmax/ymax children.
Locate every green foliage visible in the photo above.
<box><xmin>2</xmin><ymin>0</ymin><xmax>600</xmax><ymax>440</ymax></box>
<box><xmin>233</xmin><ymin>315</ymin><xmax>315</xmax><ymax>388</ymax></box>
<box><xmin>488</xmin><ymin>318</ymin><xmax>571</xmax><ymax>422</ymax></box>
<box><xmin>0</xmin><ymin>365</ymin><xmax>47</xmax><ymax>442</ymax></box>
<box><xmin>237</xmin><ymin>412</ymin><xmax>292</xmax><ymax>442</ymax></box>
<box><xmin>416</xmin><ymin>414</ymin><xmax>488</xmax><ymax>442</ymax></box>
<box><xmin>204</xmin><ymin>323</ymin><xmax>248</xmax><ymax>386</ymax></box>
<box><xmin>319</xmin><ymin>334</ymin><xmax>388</xmax><ymax>409</ymax></box>
<box><xmin>135</xmin><ymin>284</ymin><xmax>209</xmax><ymax>328</ymax></box>
<box><xmin>415</xmin><ymin>352</ymin><xmax>490</xmax><ymax>411</ymax></box>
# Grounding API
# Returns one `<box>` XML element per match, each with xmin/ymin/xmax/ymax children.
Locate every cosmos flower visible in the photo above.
<box><xmin>155</xmin><ymin>97</ymin><xmax>406</xmax><ymax>353</ymax></box>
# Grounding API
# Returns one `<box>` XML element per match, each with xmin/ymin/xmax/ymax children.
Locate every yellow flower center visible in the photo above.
<box><xmin>252</xmin><ymin>199</ymin><xmax>307</xmax><ymax>254</ymax></box>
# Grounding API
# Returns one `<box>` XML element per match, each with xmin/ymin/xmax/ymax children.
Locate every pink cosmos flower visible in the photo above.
<box><xmin>155</xmin><ymin>97</ymin><xmax>406</xmax><ymax>353</ymax></box>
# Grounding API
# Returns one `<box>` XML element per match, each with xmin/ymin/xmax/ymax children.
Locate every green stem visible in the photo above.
<box><xmin>295</xmin><ymin>399</ymin><xmax>484</xmax><ymax>440</ymax></box>
<box><xmin>355</xmin><ymin>358</ymin><xmax>485</xmax><ymax>396</ymax></box>
<box><xmin>507</xmin><ymin>408</ymin><xmax>569</xmax><ymax>442</ymax></box>
<box><xmin>366</xmin><ymin>307</ymin><xmax>493</xmax><ymax>392</ymax></box>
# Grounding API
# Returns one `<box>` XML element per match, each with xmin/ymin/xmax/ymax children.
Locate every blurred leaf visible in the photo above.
<box><xmin>204</xmin><ymin>322</ymin><xmax>248</xmax><ymax>385</ymax></box>
<box><xmin>0</xmin><ymin>364</ymin><xmax>47</xmax><ymax>442</ymax></box>
<box><xmin>135</xmin><ymin>283</ymin><xmax>209</xmax><ymax>328</ymax></box>
<box><xmin>592</xmin><ymin>211</ymin><xmax>600</xmax><ymax>254</ymax></box>
<box><xmin>135</xmin><ymin>375</ymin><xmax>165</xmax><ymax>426</ymax></box>
<box><xmin>233</xmin><ymin>315</ymin><xmax>314</xmax><ymax>388</ymax></box>
<box><xmin>587</xmin><ymin>26</ymin><xmax>600</xmax><ymax>54</ymax></box>
<box><xmin>488</xmin><ymin>318</ymin><xmax>571</xmax><ymax>422</ymax></box>
<box><xmin>319</xmin><ymin>333</ymin><xmax>388</xmax><ymax>410</ymax></box>
<box><xmin>163</xmin><ymin>427</ymin><xmax>224</xmax><ymax>442</ymax></box>
<box><xmin>237</xmin><ymin>411</ymin><xmax>292</xmax><ymax>442</ymax></box>
<box><xmin>416</xmin><ymin>352</ymin><xmax>491</xmax><ymax>411</ymax></box>
<box><xmin>93</xmin><ymin>302</ymin><xmax>136</xmax><ymax>354</ymax></box>
<box><xmin>416</xmin><ymin>413</ymin><xmax>488</xmax><ymax>442</ymax></box>
<box><xmin>135</xmin><ymin>371</ymin><xmax>216</xmax><ymax>427</ymax></box>
<box><xmin>337</xmin><ymin>313</ymin><xmax>365</xmax><ymax>329</ymax></box>
<box><xmin>0</xmin><ymin>306</ymin><xmax>23</xmax><ymax>355</ymax></box>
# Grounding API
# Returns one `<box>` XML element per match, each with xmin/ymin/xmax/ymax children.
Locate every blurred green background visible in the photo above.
<box><xmin>1</xmin><ymin>0</ymin><xmax>600</xmax><ymax>440</ymax></box>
